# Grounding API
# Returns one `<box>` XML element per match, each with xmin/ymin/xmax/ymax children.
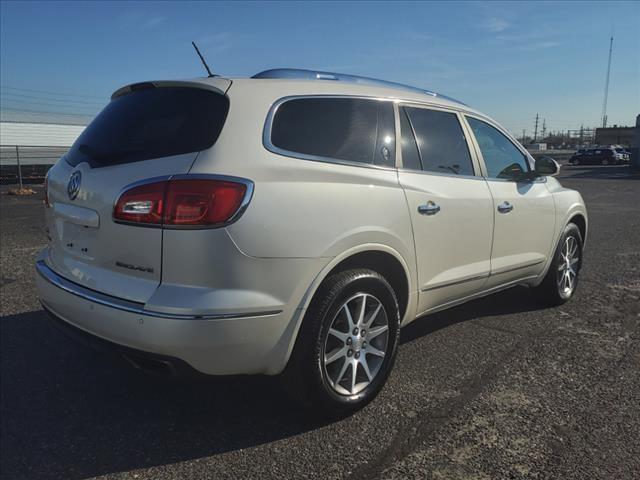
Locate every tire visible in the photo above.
<box><xmin>602</xmin><ymin>158</ymin><xmax>609</xmax><ymax>166</ymax></box>
<box><xmin>535</xmin><ymin>223</ymin><xmax>583</xmax><ymax>306</ymax></box>
<box><xmin>283</xmin><ymin>268</ymin><xmax>401</xmax><ymax>415</ymax></box>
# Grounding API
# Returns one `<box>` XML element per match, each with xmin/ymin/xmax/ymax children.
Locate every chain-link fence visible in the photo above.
<box><xmin>0</xmin><ymin>145</ymin><xmax>67</xmax><ymax>186</ymax></box>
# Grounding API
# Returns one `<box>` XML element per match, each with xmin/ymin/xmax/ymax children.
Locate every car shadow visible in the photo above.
<box><xmin>1</xmin><ymin>287</ymin><xmax>542</xmax><ymax>479</ymax></box>
<box><xmin>560</xmin><ymin>164</ymin><xmax>639</xmax><ymax>180</ymax></box>
<box><xmin>400</xmin><ymin>285</ymin><xmax>544</xmax><ymax>343</ymax></box>
<box><xmin>0</xmin><ymin>310</ymin><xmax>325</xmax><ymax>479</ymax></box>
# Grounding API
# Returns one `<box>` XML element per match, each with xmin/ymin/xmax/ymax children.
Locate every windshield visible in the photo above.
<box><xmin>66</xmin><ymin>86</ymin><xmax>229</xmax><ymax>168</ymax></box>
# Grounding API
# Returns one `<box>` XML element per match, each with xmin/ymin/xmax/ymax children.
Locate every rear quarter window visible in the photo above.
<box><xmin>66</xmin><ymin>87</ymin><xmax>229</xmax><ymax>168</ymax></box>
<box><xmin>269</xmin><ymin>97</ymin><xmax>396</xmax><ymax>167</ymax></box>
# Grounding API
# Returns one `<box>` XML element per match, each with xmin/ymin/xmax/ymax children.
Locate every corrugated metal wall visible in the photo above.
<box><xmin>0</xmin><ymin>122</ymin><xmax>85</xmax><ymax>147</ymax></box>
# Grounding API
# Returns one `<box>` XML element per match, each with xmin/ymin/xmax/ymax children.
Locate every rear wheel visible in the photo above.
<box><xmin>602</xmin><ymin>158</ymin><xmax>610</xmax><ymax>166</ymax></box>
<box><xmin>284</xmin><ymin>269</ymin><xmax>400</xmax><ymax>415</ymax></box>
<box><xmin>535</xmin><ymin>223</ymin><xmax>583</xmax><ymax>306</ymax></box>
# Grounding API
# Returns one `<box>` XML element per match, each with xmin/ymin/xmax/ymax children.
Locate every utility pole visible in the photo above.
<box><xmin>579</xmin><ymin>124</ymin><xmax>584</xmax><ymax>146</ymax></box>
<box><xmin>542</xmin><ymin>119</ymin><xmax>547</xmax><ymax>140</ymax></box>
<box><xmin>533</xmin><ymin>114</ymin><xmax>539</xmax><ymax>143</ymax></box>
<box><xmin>601</xmin><ymin>36</ymin><xmax>614</xmax><ymax>128</ymax></box>
<box><xmin>15</xmin><ymin>146</ymin><xmax>23</xmax><ymax>190</ymax></box>
<box><xmin>522</xmin><ymin>129</ymin><xmax>526</xmax><ymax>145</ymax></box>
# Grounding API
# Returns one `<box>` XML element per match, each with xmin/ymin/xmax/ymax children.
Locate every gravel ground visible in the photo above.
<box><xmin>1</xmin><ymin>164</ymin><xmax>639</xmax><ymax>480</ymax></box>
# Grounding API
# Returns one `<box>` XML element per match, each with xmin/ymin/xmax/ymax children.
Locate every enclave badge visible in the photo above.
<box><xmin>67</xmin><ymin>171</ymin><xmax>82</xmax><ymax>200</ymax></box>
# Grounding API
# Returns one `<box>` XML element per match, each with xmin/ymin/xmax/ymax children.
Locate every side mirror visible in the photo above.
<box><xmin>535</xmin><ymin>156</ymin><xmax>560</xmax><ymax>176</ymax></box>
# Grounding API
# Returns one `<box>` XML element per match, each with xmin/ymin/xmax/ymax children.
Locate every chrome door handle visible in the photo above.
<box><xmin>418</xmin><ymin>201</ymin><xmax>441</xmax><ymax>216</ymax></box>
<box><xmin>497</xmin><ymin>201</ymin><xmax>513</xmax><ymax>213</ymax></box>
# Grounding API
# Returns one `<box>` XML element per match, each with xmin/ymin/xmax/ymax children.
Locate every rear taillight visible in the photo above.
<box><xmin>113</xmin><ymin>177</ymin><xmax>250</xmax><ymax>228</ymax></box>
<box><xmin>114</xmin><ymin>182</ymin><xmax>166</xmax><ymax>225</ymax></box>
<box><xmin>164</xmin><ymin>179</ymin><xmax>247</xmax><ymax>226</ymax></box>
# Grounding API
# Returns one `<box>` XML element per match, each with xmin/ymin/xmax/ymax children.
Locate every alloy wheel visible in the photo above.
<box><xmin>557</xmin><ymin>236</ymin><xmax>580</xmax><ymax>296</ymax></box>
<box><xmin>322</xmin><ymin>293</ymin><xmax>389</xmax><ymax>396</ymax></box>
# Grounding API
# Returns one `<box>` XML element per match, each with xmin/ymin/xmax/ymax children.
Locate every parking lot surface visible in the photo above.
<box><xmin>1</xmin><ymin>164</ymin><xmax>639</xmax><ymax>479</ymax></box>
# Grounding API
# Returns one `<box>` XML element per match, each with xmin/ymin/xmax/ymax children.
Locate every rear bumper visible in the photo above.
<box><xmin>44</xmin><ymin>304</ymin><xmax>201</xmax><ymax>376</ymax></box>
<box><xmin>35</xmin><ymin>260</ymin><xmax>297</xmax><ymax>375</ymax></box>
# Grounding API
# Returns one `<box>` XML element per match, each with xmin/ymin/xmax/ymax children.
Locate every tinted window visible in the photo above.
<box><xmin>403</xmin><ymin>107</ymin><xmax>474</xmax><ymax>176</ymax></box>
<box><xmin>400</xmin><ymin>108</ymin><xmax>421</xmax><ymax>170</ymax></box>
<box><xmin>467</xmin><ymin>117</ymin><xmax>530</xmax><ymax>180</ymax></box>
<box><xmin>271</xmin><ymin>98</ymin><xmax>395</xmax><ymax>166</ymax></box>
<box><xmin>67</xmin><ymin>87</ymin><xmax>229</xmax><ymax>168</ymax></box>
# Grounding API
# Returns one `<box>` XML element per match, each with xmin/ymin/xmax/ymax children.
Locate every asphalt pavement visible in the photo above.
<box><xmin>1</xmin><ymin>164</ymin><xmax>639</xmax><ymax>479</ymax></box>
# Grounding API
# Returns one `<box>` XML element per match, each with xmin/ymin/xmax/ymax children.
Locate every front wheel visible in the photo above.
<box><xmin>535</xmin><ymin>223</ymin><xmax>583</xmax><ymax>306</ymax></box>
<box><xmin>283</xmin><ymin>269</ymin><xmax>401</xmax><ymax>415</ymax></box>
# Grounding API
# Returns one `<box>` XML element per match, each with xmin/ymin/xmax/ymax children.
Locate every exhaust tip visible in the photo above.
<box><xmin>123</xmin><ymin>353</ymin><xmax>176</xmax><ymax>376</ymax></box>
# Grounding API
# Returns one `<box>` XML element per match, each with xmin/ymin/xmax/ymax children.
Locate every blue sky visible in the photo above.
<box><xmin>1</xmin><ymin>0</ymin><xmax>638</xmax><ymax>134</ymax></box>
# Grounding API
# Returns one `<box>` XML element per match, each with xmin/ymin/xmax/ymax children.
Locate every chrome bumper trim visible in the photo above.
<box><xmin>36</xmin><ymin>260</ymin><xmax>282</xmax><ymax>320</ymax></box>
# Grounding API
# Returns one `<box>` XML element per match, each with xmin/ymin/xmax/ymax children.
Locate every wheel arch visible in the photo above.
<box><xmin>568</xmin><ymin>213</ymin><xmax>587</xmax><ymax>247</ymax></box>
<box><xmin>275</xmin><ymin>244</ymin><xmax>417</xmax><ymax>374</ymax></box>
<box><xmin>533</xmin><ymin>209</ymin><xmax>588</xmax><ymax>289</ymax></box>
<box><xmin>302</xmin><ymin>244</ymin><xmax>415</xmax><ymax>322</ymax></box>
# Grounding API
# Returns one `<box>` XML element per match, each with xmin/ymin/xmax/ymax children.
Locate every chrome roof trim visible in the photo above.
<box><xmin>252</xmin><ymin>68</ymin><xmax>468</xmax><ymax>106</ymax></box>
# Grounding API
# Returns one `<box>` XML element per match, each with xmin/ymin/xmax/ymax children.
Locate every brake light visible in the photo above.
<box><xmin>164</xmin><ymin>179</ymin><xmax>246</xmax><ymax>225</ymax></box>
<box><xmin>113</xmin><ymin>178</ymin><xmax>250</xmax><ymax>227</ymax></box>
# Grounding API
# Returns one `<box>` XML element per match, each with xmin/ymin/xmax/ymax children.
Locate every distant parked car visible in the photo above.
<box><xmin>614</xmin><ymin>147</ymin><xmax>630</xmax><ymax>163</ymax></box>
<box><xmin>569</xmin><ymin>147</ymin><xmax>623</xmax><ymax>166</ymax></box>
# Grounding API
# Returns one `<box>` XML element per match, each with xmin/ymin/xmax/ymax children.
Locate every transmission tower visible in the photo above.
<box><xmin>601</xmin><ymin>36</ymin><xmax>614</xmax><ymax>128</ymax></box>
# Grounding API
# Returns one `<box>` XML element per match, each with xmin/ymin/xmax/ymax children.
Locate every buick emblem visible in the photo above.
<box><xmin>67</xmin><ymin>171</ymin><xmax>82</xmax><ymax>200</ymax></box>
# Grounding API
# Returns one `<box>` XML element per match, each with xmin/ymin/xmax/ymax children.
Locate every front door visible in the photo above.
<box><xmin>464</xmin><ymin>116</ymin><xmax>556</xmax><ymax>287</ymax></box>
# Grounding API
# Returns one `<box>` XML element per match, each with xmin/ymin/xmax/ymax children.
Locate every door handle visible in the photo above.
<box><xmin>418</xmin><ymin>201</ymin><xmax>441</xmax><ymax>216</ymax></box>
<box><xmin>497</xmin><ymin>201</ymin><xmax>513</xmax><ymax>213</ymax></box>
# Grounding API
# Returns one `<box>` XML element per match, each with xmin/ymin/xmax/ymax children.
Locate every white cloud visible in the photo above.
<box><xmin>526</xmin><ymin>41</ymin><xmax>561</xmax><ymax>50</ymax></box>
<box><xmin>142</xmin><ymin>16</ymin><xmax>165</xmax><ymax>30</ymax></box>
<box><xmin>481</xmin><ymin>16</ymin><xmax>510</xmax><ymax>33</ymax></box>
<box><xmin>196</xmin><ymin>32</ymin><xmax>234</xmax><ymax>55</ymax></box>
<box><xmin>118</xmin><ymin>11</ymin><xmax>166</xmax><ymax>31</ymax></box>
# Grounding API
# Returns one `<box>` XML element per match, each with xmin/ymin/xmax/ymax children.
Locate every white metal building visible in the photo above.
<box><xmin>0</xmin><ymin>121</ymin><xmax>85</xmax><ymax>147</ymax></box>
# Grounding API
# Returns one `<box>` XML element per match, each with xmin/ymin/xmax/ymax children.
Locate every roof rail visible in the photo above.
<box><xmin>251</xmin><ymin>68</ymin><xmax>466</xmax><ymax>106</ymax></box>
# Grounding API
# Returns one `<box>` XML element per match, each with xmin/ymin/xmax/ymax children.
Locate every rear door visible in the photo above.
<box><xmin>44</xmin><ymin>81</ymin><xmax>230</xmax><ymax>303</ymax></box>
<box><xmin>464</xmin><ymin>115</ymin><xmax>555</xmax><ymax>287</ymax></box>
<box><xmin>397</xmin><ymin>104</ymin><xmax>494</xmax><ymax>314</ymax></box>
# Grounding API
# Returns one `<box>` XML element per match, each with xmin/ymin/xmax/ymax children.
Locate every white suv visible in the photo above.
<box><xmin>36</xmin><ymin>69</ymin><xmax>587</xmax><ymax>413</ymax></box>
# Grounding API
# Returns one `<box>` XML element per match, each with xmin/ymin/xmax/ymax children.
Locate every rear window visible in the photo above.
<box><xmin>66</xmin><ymin>86</ymin><xmax>229</xmax><ymax>168</ymax></box>
<box><xmin>270</xmin><ymin>97</ymin><xmax>395</xmax><ymax>167</ymax></box>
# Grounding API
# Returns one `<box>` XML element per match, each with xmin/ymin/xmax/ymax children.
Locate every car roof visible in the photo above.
<box><xmin>188</xmin><ymin>68</ymin><xmax>480</xmax><ymax>112</ymax></box>
<box><xmin>114</xmin><ymin>69</ymin><xmax>493</xmax><ymax>129</ymax></box>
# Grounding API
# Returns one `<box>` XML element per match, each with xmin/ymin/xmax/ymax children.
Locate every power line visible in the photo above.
<box><xmin>0</xmin><ymin>85</ymin><xmax>105</xmax><ymax>99</ymax></box>
<box><xmin>0</xmin><ymin>98</ymin><xmax>100</xmax><ymax>112</ymax></box>
<box><xmin>0</xmin><ymin>107</ymin><xmax>95</xmax><ymax>117</ymax></box>
<box><xmin>0</xmin><ymin>92</ymin><xmax>106</xmax><ymax>106</ymax></box>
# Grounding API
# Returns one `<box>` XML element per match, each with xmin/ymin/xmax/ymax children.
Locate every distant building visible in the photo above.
<box><xmin>595</xmin><ymin>125</ymin><xmax>635</xmax><ymax>146</ymax></box>
<box><xmin>527</xmin><ymin>143</ymin><xmax>547</xmax><ymax>150</ymax></box>
<box><xmin>0</xmin><ymin>121</ymin><xmax>85</xmax><ymax>147</ymax></box>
